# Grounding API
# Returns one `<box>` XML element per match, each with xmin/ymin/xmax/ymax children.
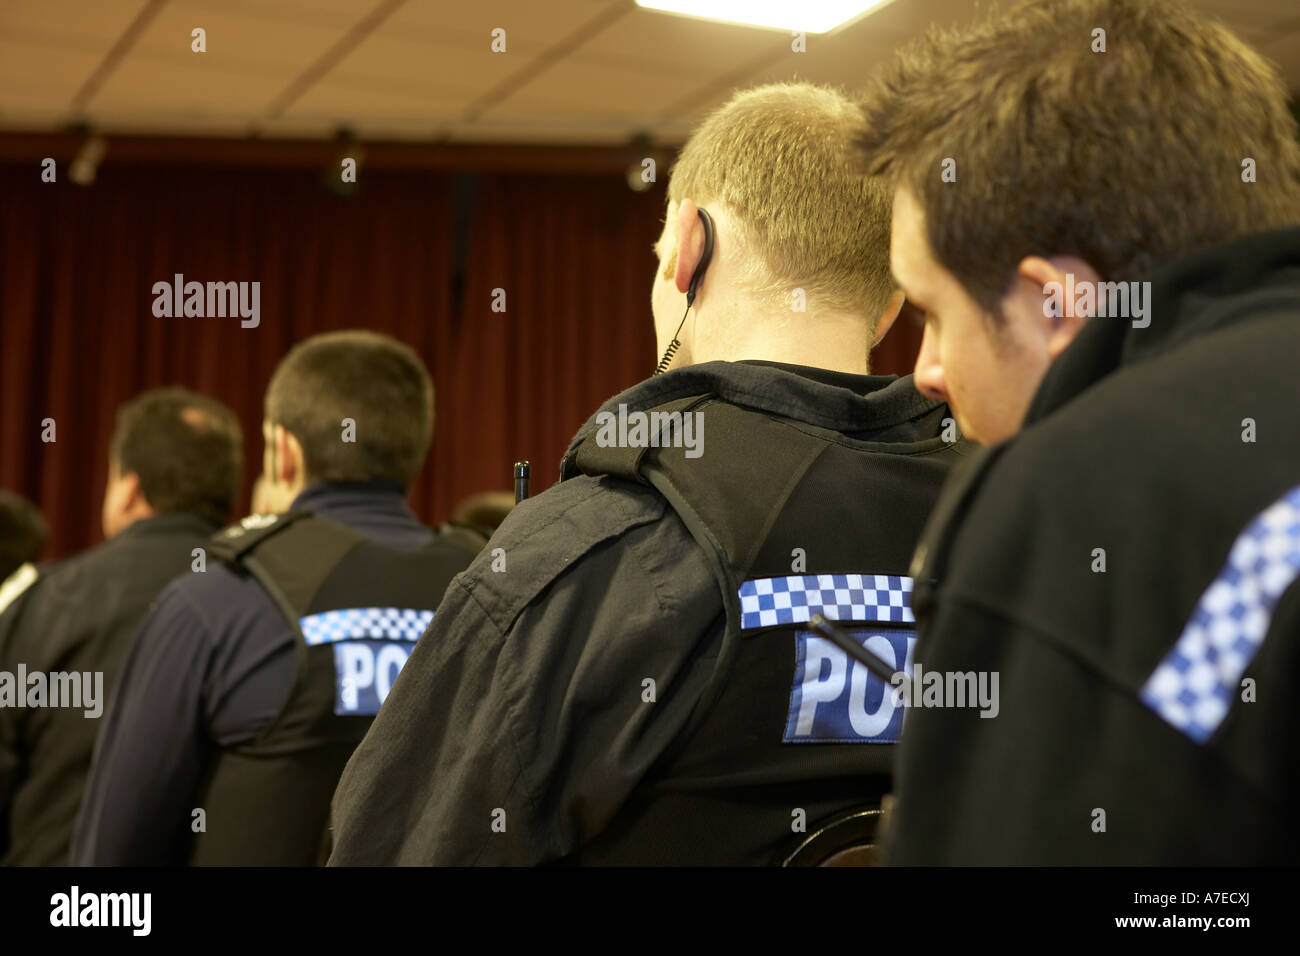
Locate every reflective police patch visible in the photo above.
<box><xmin>784</xmin><ymin>627</ymin><xmax>916</xmax><ymax>743</ymax></box>
<box><xmin>332</xmin><ymin>639</ymin><xmax>416</xmax><ymax>716</ymax></box>
<box><xmin>739</xmin><ymin>574</ymin><xmax>914</xmax><ymax>630</ymax></box>
<box><xmin>299</xmin><ymin>607</ymin><xmax>434</xmax><ymax>645</ymax></box>
<box><xmin>297</xmin><ymin>607</ymin><xmax>436</xmax><ymax>715</ymax></box>
<box><xmin>1140</xmin><ymin>484</ymin><xmax>1300</xmax><ymax>743</ymax></box>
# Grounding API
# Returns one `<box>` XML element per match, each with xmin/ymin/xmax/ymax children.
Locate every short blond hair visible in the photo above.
<box><xmin>666</xmin><ymin>82</ymin><xmax>894</xmax><ymax>320</ymax></box>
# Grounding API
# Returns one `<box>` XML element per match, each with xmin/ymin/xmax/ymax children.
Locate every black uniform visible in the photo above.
<box><xmin>329</xmin><ymin>360</ymin><xmax>965</xmax><ymax>865</ymax></box>
<box><xmin>71</xmin><ymin>483</ymin><xmax>477</xmax><ymax>865</ymax></box>
<box><xmin>891</xmin><ymin>226</ymin><xmax>1300</xmax><ymax>864</ymax></box>
<box><xmin>0</xmin><ymin>512</ymin><xmax>217</xmax><ymax>865</ymax></box>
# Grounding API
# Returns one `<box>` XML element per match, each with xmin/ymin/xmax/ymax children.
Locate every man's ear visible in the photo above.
<box><xmin>673</xmin><ymin>198</ymin><xmax>705</xmax><ymax>296</ymax></box>
<box><xmin>275</xmin><ymin>425</ymin><xmax>301</xmax><ymax>485</ymax></box>
<box><xmin>871</xmin><ymin>289</ymin><xmax>907</xmax><ymax>347</ymax></box>
<box><xmin>1007</xmin><ymin>255</ymin><xmax>1102</xmax><ymax>360</ymax></box>
<box><xmin>120</xmin><ymin>471</ymin><xmax>150</xmax><ymax>515</ymax></box>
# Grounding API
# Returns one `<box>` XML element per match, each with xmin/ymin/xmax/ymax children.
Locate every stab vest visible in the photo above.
<box><xmin>192</xmin><ymin>511</ymin><xmax>474</xmax><ymax>866</ymax></box>
<box><xmin>563</xmin><ymin>393</ymin><xmax>959</xmax><ymax>864</ymax></box>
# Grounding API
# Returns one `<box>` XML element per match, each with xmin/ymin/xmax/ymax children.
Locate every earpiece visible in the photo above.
<box><xmin>686</xmin><ymin>208</ymin><xmax>714</xmax><ymax>307</ymax></box>
<box><xmin>656</xmin><ymin>207</ymin><xmax>714</xmax><ymax>375</ymax></box>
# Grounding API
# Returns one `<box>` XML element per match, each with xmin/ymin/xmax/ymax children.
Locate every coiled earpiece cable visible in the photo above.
<box><xmin>654</xmin><ymin>208</ymin><xmax>714</xmax><ymax>376</ymax></box>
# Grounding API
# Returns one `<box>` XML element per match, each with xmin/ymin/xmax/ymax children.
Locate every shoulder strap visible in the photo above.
<box><xmin>209</xmin><ymin>512</ymin><xmax>374</xmax><ymax>737</ymax></box>
<box><xmin>208</xmin><ymin>511</ymin><xmax>313</xmax><ymax>565</ymax></box>
<box><xmin>211</xmin><ymin>513</ymin><xmax>368</xmax><ymax>612</ymax></box>
<box><xmin>647</xmin><ymin>405</ymin><xmax>833</xmax><ymax>739</ymax></box>
<box><xmin>570</xmin><ymin>396</ymin><xmax>705</xmax><ymax>485</ymax></box>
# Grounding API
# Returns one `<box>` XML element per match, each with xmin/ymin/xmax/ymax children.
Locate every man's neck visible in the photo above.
<box><xmin>696</xmin><ymin>313</ymin><xmax>873</xmax><ymax>375</ymax></box>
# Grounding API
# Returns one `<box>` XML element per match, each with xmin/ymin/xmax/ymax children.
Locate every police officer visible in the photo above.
<box><xmin>855</xmin><ymin>0</ymin><xmax>1300</xmax><ymax>863</ymax></box>
<box><xmin>1</xmin><ymin>389</ymin><xmax>241</xmax><ymax>864</ymax></box>
<box><xmin>0</xmin><ymin>490</ymin><xmax>47</xmax><ymax>615</ymax></box>
<box><xmin>72</xmin><ymin>331</ymin><xmax>478</xmax><ymax>865</ymax></box>
<box><xmin>329</xmin><ymin>84</ymin><xmax>966</xmax><ymax>865</ymax></box>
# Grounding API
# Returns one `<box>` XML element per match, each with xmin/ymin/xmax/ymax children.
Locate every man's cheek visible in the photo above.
<box><xmin>945</xmin><ymin>377</ymin><xmax>979</xmax><ymax>444</ymax></box>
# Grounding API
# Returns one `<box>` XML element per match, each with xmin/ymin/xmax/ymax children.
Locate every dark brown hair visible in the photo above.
<box><xmin>0</xmin><ymin>490</ymin><xmax>47</xmax><ymax>580</ymax></box>
<box><xmin>110</xmin><ymin>387</ymin><xmax>242</xmax><ymax>525</ymax></box>
<box><xmin>264</xmin><ymin>331</ymin><xmax>433</xmax><ymax>489</ymax></box>
<box><xmin>855</xmin><ymin>0</ymin><xmax>1300</xmax><ymax>314</ymax></box>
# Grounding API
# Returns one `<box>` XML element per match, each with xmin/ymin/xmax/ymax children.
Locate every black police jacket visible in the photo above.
<box><xmin>890</xmin><ymin>226</ymin><xmax>1300</xmax><ymax>864</ymax></box>
<box><xmin>185</xmin><ymin>510</ymin><xmax>477</xmax><ymax>865</ymax></box>
<box><xmin>0</xmin><ymin>512</ymin><xmax>218</xmax><ymax>864</ymax></box>
<box><xmin>329</xmin><ymin>360</ymin><xmax>965</xmax><ymax>865</ymax></box>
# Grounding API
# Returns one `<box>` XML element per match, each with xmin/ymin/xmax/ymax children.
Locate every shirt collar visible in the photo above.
<box><xmin>559</xmin><ymin>360</ymin><xmax>944</xmax><ymax>480</ymax></box>
<box><xmin>114</xmin><ymin>510</ymin><xmax>221</xmax><ymax>542</ymax></box>
<box><xmin>289</xmin><ymin>481</ymin><xmax>415</xmax><ymax>524</ymax></box>
<box><xmin>567</xmin><ymin>360</ymin><xmax>937</xmax><ymax>445</ymax></box>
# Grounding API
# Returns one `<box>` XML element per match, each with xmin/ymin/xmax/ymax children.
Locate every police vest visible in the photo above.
<box><xmin>564</xmin><ymin>394</ymin><xmax>958</xmax><ymax>864</ymax></box>
<box><xmin>193</xmin><ymin>512</ymin><xmax>472</xmax><ymax>866</ymax></box>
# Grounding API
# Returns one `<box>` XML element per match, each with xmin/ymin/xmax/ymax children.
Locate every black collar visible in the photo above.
<box><xmin>1026</xmin><ymin>225</ymin><xmax>1300</xmax><ymax>426</ymax></box>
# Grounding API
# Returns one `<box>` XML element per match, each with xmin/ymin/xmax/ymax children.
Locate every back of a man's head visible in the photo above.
<box><xmin>264</xmin><ymin>330</ymin><xmax>434</xmax><ymax>490</ymax></box>
<box><xmin>668</xmin><ymin>82</ymin><xmax>895</xmax><ymax>325</ymax></box>
<box><xmin>857</xmin><ymin>0</ymin><xmax>1300</xmax><ymax>313</ymax></box>
<box><xmin>0</xmin><ymin>490</ymin><xmax>48</xmax><ymax>582</ymax></box>
<box><xmin>110</xmin><ymin>388</ymin><xmax>243</xmax><ymax>526</ymax></box>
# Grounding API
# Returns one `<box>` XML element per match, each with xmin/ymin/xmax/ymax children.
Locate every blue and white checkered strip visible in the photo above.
<box><xmin>738</xmin><ymin>573</ymin><xmax>914</xmax><ymax>630</ymax></box>
<box><xmin>1140</xmin><ymin>485</ymin><xmax>1300</xmax><ymax>743</ymax></box>
<box><xmin>299</xmin><ymin>607</ymin><xmax>435</xmax><ymax>646</ymax></box>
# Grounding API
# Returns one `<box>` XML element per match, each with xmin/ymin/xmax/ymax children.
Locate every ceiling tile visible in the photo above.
<box><xmin>285</xmin><ymin>78</ymin><xmax>468</xmax><ymax>128</ymax></box>
<box><xmin>324</xmin><ymin>35</ymin><xmax>528</xmax><ymax>102</ymax></box>
<box><xmin>0</xmin><ymin>0</ymin><xmax>151</xmax><ymax>45</ymax></box>
<box><xmin>573</xmin><ymin>8</ymin><xmax>789</xmax><ymax>74</ymax></box>
<box><xmin>0</xmin><ymin>39</ymin><xmax>103</xmax><ymax>119</ymax></box>
<box><xmin>92</xmin><ymin>58</ymin><xmax>291</xmax><ymax>118</ymax></box>
<box><xmin>384</xmin><ymin>0</ymin><xmax>622</xmax><ymax>56</ymax></box>
<box><xmin>0</xmin><ymin>0</ymin><xmax>1294</xmax><ymax>140</ymax></box>
<box><xmin>126</xmin><ymin>3</ymin><xmax>351</xmax><ymax>69</ymax></box>
<box><xmin>487</xmin><ymin>57</ymin><xmax>704</xmax><ymax>120</ymax></box>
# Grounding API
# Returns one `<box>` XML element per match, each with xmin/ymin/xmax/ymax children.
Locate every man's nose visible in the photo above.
<box><xmin>913</xmin><ymin>323</ymin><xmax>948</xmax><ymax>402</ymax></box>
